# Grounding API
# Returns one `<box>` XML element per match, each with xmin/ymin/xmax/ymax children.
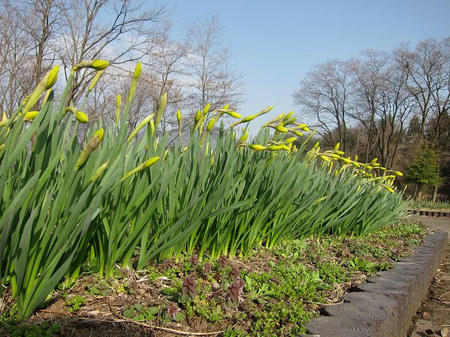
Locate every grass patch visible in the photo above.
<box><xmin>409</xmin><ymin>200</ymin><xmax>450</xmax><ymax>210</ymax></box>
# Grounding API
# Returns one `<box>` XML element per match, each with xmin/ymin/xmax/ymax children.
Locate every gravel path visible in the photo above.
<box><xmin>410</xmin><ymin>216</ymin><xmax>450</xmax><ymax>337</ymax></box>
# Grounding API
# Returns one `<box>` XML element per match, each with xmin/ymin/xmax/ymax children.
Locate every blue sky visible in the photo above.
<box><xmin>163</xmin><ymin>0</ymin><xmax>450</xmax><ymax>131</ymax></box>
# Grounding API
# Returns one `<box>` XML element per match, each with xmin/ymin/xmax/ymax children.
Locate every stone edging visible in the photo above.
<box><xmin>301</xmin><ymin>230</ymin><xmax>448</xmax><ymax>337</ymax></box>
<box><xmin>408</xmin><ymin>209</ymin><xmax>450</xmax><ymax>217</ymax></box>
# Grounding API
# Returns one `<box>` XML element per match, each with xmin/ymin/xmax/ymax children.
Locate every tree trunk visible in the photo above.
<box><xmin>416</xmin><ymin>183</ymin><xmax>423</xmax><ymax>202</ymax></box>
<box><xmin>432</xmin><ymin>185</ymin><xmax>438</xmax><ymax>202</ymax></box>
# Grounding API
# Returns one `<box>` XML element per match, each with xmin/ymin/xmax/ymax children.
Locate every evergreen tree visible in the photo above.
<box><xmin>404</xmin><ymin>145</ymin><xmax>442</xmax><ymax>200</ymax></box>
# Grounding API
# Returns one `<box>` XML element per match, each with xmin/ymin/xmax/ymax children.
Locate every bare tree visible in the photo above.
<box><xmin>375</xmin><ymin>61</ymin><xmax>414</xmax><ymax>167</ymax></box>
<box><xmin>350</xmin><ymin>51</ymin><xmax>389</xmax><ymax>161</ymax></box>
<box><xmin>142</xmin><ymin>23</ymin><xmax>189</xmax><ymax>133</ymax></box>
<box><xmin>185</xmin><ymin>16</ymin><xmax>243</xmax><ymax>116</ymax></box>
<box><xmin>0</xmin><ymin>0</ymin><xmax>58</xmax><ymax>112</ymax></box>
<box><xmin>54</xmin><ymin>0</ymin><xmax>166</xmax><ymax>103</ymax></box>
<box><xmin>395</xmin><ymin>38</ymin><xmax>450</xmax><ymax>144</ymax></box>
<box><xmin>293</xmin><ymin>60</ymin><xmax>353</xmax><ymax>151</ymax></box>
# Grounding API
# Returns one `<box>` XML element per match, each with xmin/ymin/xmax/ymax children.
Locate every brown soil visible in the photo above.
<box><xmin>410</xmin><ymin>217</ymin><xmax>450</xmax><ymax>337</ymax></box>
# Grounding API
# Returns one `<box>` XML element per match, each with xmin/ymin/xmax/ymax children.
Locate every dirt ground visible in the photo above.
<box><xmin>410</xmin><ymin>216</ymin><xmax>450</xmax><ymax>337</ymax></box>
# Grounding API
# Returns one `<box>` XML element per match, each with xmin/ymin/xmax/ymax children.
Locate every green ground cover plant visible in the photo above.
<box><xmin>0</xmin><ymin>61</ymin><xmax>407</xmax><ymax>321</ymax></box>
<box><xmin>409</xmin><ymin>200</ymin><xmax>450</xmax><ymax>210</ymax></box>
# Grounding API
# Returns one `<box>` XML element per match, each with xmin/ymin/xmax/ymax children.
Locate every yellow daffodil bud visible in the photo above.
<box><xmin>314</xmin><ymin>196</ymin><xmax>328</xmax><ymax>204</ymax></box>
<box><xmin>133</xmin><ymin>61</ymin><xmax>142</xmax><ymax>78</ymax></box>
<box><xmin>74</xmin><ymin>128</ymin><xmax>104</xmax><ymax>169</ymax></box>
<box><xmin>194</xmin><ymin>109</ymin><xmax>202</xmax><ymax>125</ymax></box>
<box><xmin>45</xmin><ymin>65</ymin><xmax>59</xmax><ymax>89</ymax></box>
<box><xmin>88</xmin><ymin>69</ymin><xmax>105</xmax><ymax>91</ymax></box>
<box><xmin>154</xmin><ymin>92</ymin><xmax>167</xmax><ymax>127</ymax></box>
<box><xmin>74</xmin><ymin>110</ymin><xmax>89</xmax><ymax>123</ymax></box>
<box><xmin>237</xmin><ymin>130</ymin><xmax>249</xmax><ymax>144</ymax></box>
<box><xmin>121</xmin><ymin>156</ymin><xmax>160</xmax><ymax>182</ymax></box>
<box><xmin>24</xmin><ymin>110</ymin><xmax>39</xmax><ymax>121</ymax></box>
<box><xmin>267</xmin><ymin>145</ymin><xmax>283</xmax><ymax>151</ymax></box>
<box><xmin>340</xmin><ymin>157</ymin><xmax>352</xmax><ymax>164</ymax></box>
<box><xmin>206</xmin><ymin>118</ymin><xmax>215</xmax><ymax>131</ymax></box>
<box><xmin>177</xmin><ymin>110</ymin><xmax>182</xmax><ymax>124</ymax></box>
<box><xmin>240</xmin><ymin>115</ymin><xmax>257</xmax><ymax>123</ymax></box>
<box><xmin>224</xmin><ymin>110</ymin><xmax>242</xmax><ymax>119</ymax></box>
<box><xmin>293</xmin><ymin>130</ymin><xmax>304</xmax><ymax>137</ymax></box>
<box><xmin>115</xmin><ymin>94</ymin><xmax>122</xmax><ymax>127</ymax></box>
<box><xmin>73</xmin><ymin>60</ymin><xmax>109</xmax><ymax>71</ymax></box>
<box><xmin>284</xmin><ymin>117</ymin><xmax>297</xmax><ymax>125</ymax></box>
<box><xmin>283</xmin><ymin>111</ymin><xmax>294</xmax><ymax>121</ymax></box>
<box><xmin>392</xmin><ymin>170</ymin><xmax>403</xmax><ymax>177</ymax></box>
<box><xmin>203</xmin><ymin>103</ymin><xmax>211</xmax><ymax>115</ymax></box>
<box><xmin>89</xmin><ymin>161</ymin><xmax>109</xmax><ymax>183</ymax></box>
<box><xmin>248</xmin><ymin>144</ymin><xmax>266</xmax><ymax>151</ymax></box>
<box><xmin>384</xmin><ymin>186</ymin><xmax>394</xmax><ymax>193</ymax></box>
<box><xmin>284</xmin><ymin>137</ymin><xmax>297</xmax><ymax>144</ymax></box>
<box><xmin>127</xmin><ymin>113</ymin><xmax>154</xmax><ymax>142</ymax></box>
<box><xmin>275</xmin><ymin>125</ymin><xmax>288</xmax><ymax>133</ymax></box>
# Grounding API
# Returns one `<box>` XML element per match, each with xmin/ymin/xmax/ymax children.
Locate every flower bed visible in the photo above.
<box><xmin>1</xmin><ymin>222</ymin><xmax>429</xmax><ymax>336</ymax></box>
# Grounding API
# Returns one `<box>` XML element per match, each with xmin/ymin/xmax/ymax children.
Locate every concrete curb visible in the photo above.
<box><xmin>408</xmin><ymin>209</ymin><xmax>450</xmax><ymax>217</ymax></box>
<box><xmin>303</xmin><ymin>230</ymin><xmax>448</xmax><ymax>337</ymax></box>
